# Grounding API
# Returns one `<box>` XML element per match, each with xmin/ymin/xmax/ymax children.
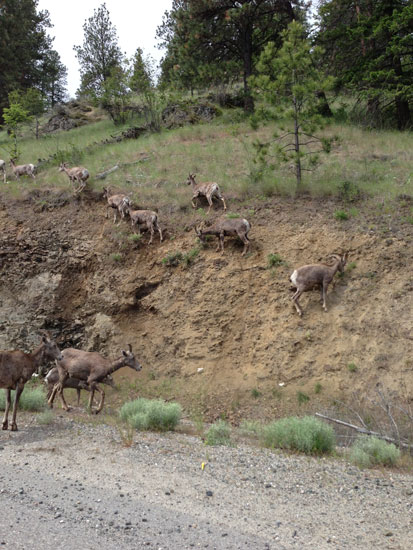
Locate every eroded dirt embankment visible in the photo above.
<box><xmin>0</xmin><ymin>190</ymin><xmax>412</xmax><ymax>420</ymax></box>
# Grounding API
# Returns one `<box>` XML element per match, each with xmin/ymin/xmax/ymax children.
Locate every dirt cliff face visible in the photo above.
<box><xmin>0</xmin><ymin>190</ymin><xmax>412</xmax><ymax>421</ymax></box>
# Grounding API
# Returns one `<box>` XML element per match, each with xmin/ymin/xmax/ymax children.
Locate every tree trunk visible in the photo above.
<box><xmin>293</xmin><ymin>97</ymin><xmax>301</xmax><ymax>188</ymax></box>
<box><xmin>242</xmin><ymin>25</ymin><xmax>254</xmax><ymax>113</ymax></box>
<box><xmin>395</xmin><ymin>96</ymin><xmax>411</xmax><ymax>130</ymax></box>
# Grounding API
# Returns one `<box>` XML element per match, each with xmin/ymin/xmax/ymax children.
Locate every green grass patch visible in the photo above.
<box><xmin>347</xmin><ymin>362</ymin><xmax>358</xmax><ymax>373</ymax></box>
<box><xmin>261</xmin><ymin>416</ymin><xmax>336</xmax><ymax>455</ymax></box>
<box><xmin>37</xmin><ymin>410</ymin><xmax>54</xmax><ymax>425</ymax></box>
<box><xmin>334</xmin><ymin>210</ymin><xmax>349</xmax><ymax>221</ymax></box>
<box><xmin>267</xmin><ymin>253</ymin><xmax>284</xmax><ymax>268</ymax></box>
<box><xmin>204</xmin><ymin>420</ymin><xmax>232</xmax><ymax>446</ymax></box>
<box><xmin>350</xmin><ymin>436</ymin><xmax>400</xmax><ymax>468</ymax></box>
<box><xmin>0</xmin><ymin>387</ymin><xmax>47</xmax><ymax>412</ymax></box>
<box><xmin>297</xmin><ymin>391</ymin><xmax>310</xmax><ymax>405</ymax></box>
<box><xmin>162</xmin><ymin>251</ymin><xmax>184</xmax><ymax>267</ymax></box>
<box><xmin>119</xmin><ymin>398</ymin><xmax>182</xmax><ymax>432</ymax></box>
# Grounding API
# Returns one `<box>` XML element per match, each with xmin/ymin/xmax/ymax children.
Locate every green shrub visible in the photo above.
<box><xmin>110</xmin><ymin>252</ymin><xmax>122</xmax><ymax>262</ymax></box>
<box><xmin>350</xmin><ymin>436</ymin><xmax>400</xmax><ymax>468</ymax></box>
<box><xmin>162</xmin><ymin>251</ymin><xmax>184</xmax><ymax>267</ymax></box>
<box><xmin>334</xmin><ymin>210</ymin><xmax>349</xmax><ymax>221</ymax></box>
<box><xmin>239</xmin><ymin>419</ymin><xmax>262</xmax><ymax>437</ymax></box>
<box><xmin>182</xmin><ymin>247</ymin><xmax>200</xmax><ymax>268</ymax></box>
<box><xmin>314</xmin><ymin>382</ymin><xmax>323</xmax><ymax>394</ymax></box>
<box><xmin>347</xmin><ymin>362</ymin><xmax>358</xmax><ymax>373</ymax></box>
<box><xmin>297</xmin><ymin>391</ymin><xmax>310</xmax><ymax>405</ymax></box>
<box><xmin>0</xmin><ymin>387</ymin><xmax>46</xmax><ymax>412</ymax></box>
<box><xmin>205</xmin><ymin>420</ymin><xmax>232</xmax><ymax>446</ymax></box>
<box><xmin>261</xmin><ymin>416</ymin><xmax>336</xmax><ymax>454</ymax></box>
<box><xmin>226</xmin><ymin>212</ymin><xmax>240</xmax><ymax>219</ymax></box>
<box><xmin>267</xmin><ymin>253</ymin><xmax>284</xmax><ymax>268</ymax></box>
<box><xmin>119</xmin><ymin>398</ymin><xmax>182</xmax><ymax>432</ymax></box>
<box><xmin>251</xmin><ymin>388</ymin><xmax>262</xmax><ymax>399</ymax></box>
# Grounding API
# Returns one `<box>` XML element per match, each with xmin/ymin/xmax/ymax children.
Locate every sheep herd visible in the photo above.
<box><xmin>0</xmin><ymin>162</ymin><xmax>349</xmax><ymax>432</ymax></box>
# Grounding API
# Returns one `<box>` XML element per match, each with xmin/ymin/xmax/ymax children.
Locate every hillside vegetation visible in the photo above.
<box><xmin>0</xmin><ymin>108</ymin><xmax>412</xmax><ymax>424</ymax></box>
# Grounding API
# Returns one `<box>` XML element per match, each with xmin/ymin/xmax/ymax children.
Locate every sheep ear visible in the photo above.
<box><xmin>122</xmin><ymin>350</ymin><xmax>127</xmax><ymax>357</ymax></box>
<box><xmin>128</xmin><ymin>344</ymin><xmax>132</xmax><ymax>353</ymax></box>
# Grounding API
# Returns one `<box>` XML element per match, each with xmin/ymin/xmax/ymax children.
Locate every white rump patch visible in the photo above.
<box><xmin>290</xmin><ymin>270</ymin><xmax>298</xmax><ymax>286</ymax></box>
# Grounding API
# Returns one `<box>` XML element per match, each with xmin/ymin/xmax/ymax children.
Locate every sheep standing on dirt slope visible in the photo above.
<box><xmin>195</xmin><ymin>217</ymin><xmax>251</xmax><ymax>255</ymax></box>
<box><xmin>290</xmin><ymin>252</ymin><xmax>348</xmax><ymax>316</ymax></box>
<box><xmin>186</xmin><ymin>173</ymin><xmax>227</xmax><ymax>212</ymax></box>
<box><xmin>103</xmin><ymin>186</ymin><xmax>131</xmax><ymax>225</ymax></box>
<box><xmin>121</xmin><ymin>202</ymin><xmax>163</xmax><ymax>245</ymax></box>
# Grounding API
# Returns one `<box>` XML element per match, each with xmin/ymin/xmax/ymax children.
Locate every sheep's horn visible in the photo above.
<box><xmin>128</xmin><ymin>343</ymin><xmax>132</xmax><ymax>353</ymax></box>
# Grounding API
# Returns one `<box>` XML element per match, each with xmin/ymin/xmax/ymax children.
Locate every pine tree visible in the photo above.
<box><xmin>316</xmin><ymin>0</ymin><xmax>412</xmax><ymax>129</ymax></box>
<box><xmin>252</xmin><ymin>21</ymin><xmax>334</xmax><ymax>188</ymax></box>
<box><xmin>74</xmin><ymin>3</ymin><xmax>123</xmax><ymax>99</ymax></box>
<box><xmin>0</xmin><ymin>0</ymin><xmax>63</xmax><ymax>119</ymax></box>
<box><xmin>157</xmin><ymin>1</ymin><xmax>301</xmax><ymax>111</ymax></box>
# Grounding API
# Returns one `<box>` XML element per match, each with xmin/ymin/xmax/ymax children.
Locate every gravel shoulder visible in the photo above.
<box><xmin>0</xmin><ymin>414</ymin><xmax>412</xmax><ymax>550</ymax></box>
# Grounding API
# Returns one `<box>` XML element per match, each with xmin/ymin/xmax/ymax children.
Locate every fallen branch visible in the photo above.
<box><xmin>95</xmin><ymin>165</ymin><xmax>120</xmax><ymax>180</ymax></box>
<box><xmin>315</xmin><ymin>412</ymin><xmax>411</xmax><ymax>451</ymax></box>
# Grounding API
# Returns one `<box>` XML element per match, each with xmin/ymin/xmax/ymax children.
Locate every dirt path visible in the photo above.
<box><xmin>0</xmin><ymin>415</ymin><xmax>411</xmax><ymax>550</ymax></box>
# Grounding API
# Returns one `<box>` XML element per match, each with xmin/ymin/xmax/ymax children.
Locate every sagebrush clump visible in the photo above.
<box><xmin>261</xmin><ymin>416</ymin><xmax>335</xmax><ymax>454</ymax></box>
<box><xmin>0</xmin><ymin>387</ymin><xmax>46</xmax><ymax>412</ymax></box>
<box><xmin>350</xmin><ymin>436</ymin><xmax>400</xmax><ymax>468</ymax></box>
<box><xmin>205</xmin><ymin>419</ymin><xmax>232</xmax><ymax>446</ymax></box>
<box><xmin>119</xmin><ymin>398</ymin><xmax>182</xmax><ymax>431</ymax></box>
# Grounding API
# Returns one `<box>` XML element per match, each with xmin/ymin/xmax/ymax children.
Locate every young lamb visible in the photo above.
<box><xmin>122</xmin><ymin>202</ymin><xmax>163</xmax><ymax>245</ymax></box>
<box><xmin>10</xmin><ymin>158</ymin><xmax>36</xmax><ymax>180</ymax></box>
<box><xmin>45</xmin><ymin>366</ymin><xmax>114</xmax><ymax>408</ymax></box>
<box><xmin>290</xmin><ymin>252</ymin><xmax>348</xmax><ymax>316</ymax></box>
<box><xmin>195</xmin><ymin>217</ymin><xmax>251</xmax><ymax>255</ymax></box>
<box><xmin>186</xmin><ymin>173</ymin><xmax>227</xmax><ymax>212</ymax></box>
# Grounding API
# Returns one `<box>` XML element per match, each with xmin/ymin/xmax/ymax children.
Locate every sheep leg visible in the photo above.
<box><xmin>76</xmin><ymin>388</ymin><xmax>81</xmax><ymax>406</ymax></box>
<box><xmin>57</xmin><ymin>385</ymin><xmax>71</xmax><ymax>411</ymax></box>
<box><xmin>219</xmin><ymin>193</ymin><xmax>227</xmax><ymax>211</ymax></box>
<box><xmin>10</xmin><ymin>384</ymin><xmax>24</xmax><ymax>431</ymax></box>
<box><xmin>147</xmin><ymin>223</ymin><xmax>154</xmax><ymax>245</ymax></box>
<box><xmin>291</xmin><ymin>290</ymin><xmax>303</xmax><ymax>316</ymax></box>
<box><xmin>90</xmin><ymin>384</ymin><xmax>105</xmax><ymax>414</ymax></box>
<box><xmin>2</xmin><ymin>389</ymin><xmax>11</xmax><ymax>430</ymax></box>
<box><xmin>156</xmin><ymin>222</ymin><xmax>163</xmax><ymax>242</ymax></box>
<box><xmin>219</xmin><ymin>232</ymin><xmax>225</xmax><ymax>253</ymax></box>
<box><xmin>191</xmin><ymin>197</ymin><xmax>197</xmax><ymax>209</ymax></box>
<box><xmin>237</xmin><ymin>231</ymin><xmax>250</xmax><ymax>256</ymax></box>
<box><xmin>206</xmin><ymin>194</ymin><xmax>213</xmax><ymax>213</ymax></box>
<box><xmin>322</xmin><ymin>283</ymin><xmax>328</xmax><ymax>312</ymax></box>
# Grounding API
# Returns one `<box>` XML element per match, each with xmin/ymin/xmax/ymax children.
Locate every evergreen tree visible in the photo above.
<box><xmin>74</xmin><ymin>3</ymin><xmax>123</xmax><ymax>99</ymax></box>
<box><xmin>157</xmin><ymin>1</ymin><xmax>302</xmax><ymax>111</ymax></box>
<box><xmin>252</xmin><ymin>20</ymin><xmax>334</xmax><ymax>188</ymax></box>
<box><xmin>0</xmin><ymin>0</ymin><xmax>63</xmax><ymax>119</ymax></box>
<box><xmin>39</xmin><ymin>49</ymin><xmax>68</xmax><ymax>105</ymax></box>
<box><xmin>316</xmin><ymin>0</ymin><xmax>412</xmax><ymax>129</ymax></box>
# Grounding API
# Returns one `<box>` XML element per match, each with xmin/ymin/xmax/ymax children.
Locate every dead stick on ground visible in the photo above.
<box><xmin>315</xmin><ymin>412</ymin><xmax>411</xmax><ymax>451</ymax></box>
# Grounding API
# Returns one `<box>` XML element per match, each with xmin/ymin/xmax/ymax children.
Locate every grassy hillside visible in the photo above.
<box><xmin>1</xmin><ymin>106</ymin><xmax>412</xmax><ymax>211</ymax></box>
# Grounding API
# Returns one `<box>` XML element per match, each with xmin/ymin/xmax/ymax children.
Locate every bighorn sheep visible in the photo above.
<box><xmin>195</xmin><ymin>217</ymin><xmax>251</xmax><ymax>255</ymax></box>
<box><xmin>10</xmin><ymin>158</ymin><xmax>36</xmax><ymax>180</ymax></box>
<box><xmin>48</xmin><ymin>344</ymin><xmax>142</xmax><ymax>414</ymax></box>
<box><xmin>186</xmin><ymin>173</ymin><xmax>227</xmax><ymax>212</ymax></box>
<box><xmin>45</xmin><ymin>367</ymin><xmax>114</xmax><ymax>409</ymax></box>
<box><xmin>102</xmin><ymin>186</ymin><xmax>131</xmax><ymax>225</ymax></box>
<box><xmin>0</xmin><ymin>160</ymin><xmax>6</xmax><ymax>183</ymax></box>
<box><xmin>0</xmin><ymin>333</ymin><xmax>62</xmax><ymax>431</ymax></box>
<box><xmin>122</xmin><ymin>203</ymin><xmax>163</xmax><ymax>245</ymax></box>
<box><xmin>290</xmin><ymin>252</ymin><xmax>349</xmax><ymax>316</ymax></box>
<box><xmin>59</xmin><ymin>163</ymin><xmax>89</xmax><ymax>193</ymax></box>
